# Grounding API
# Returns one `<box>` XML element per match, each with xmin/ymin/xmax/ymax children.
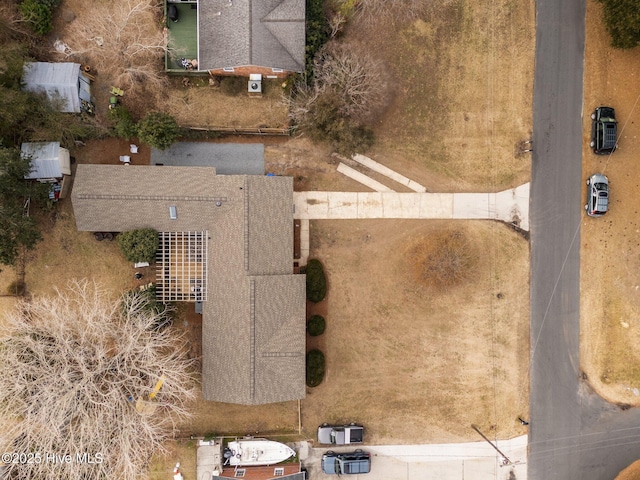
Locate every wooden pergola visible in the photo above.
<box><xmin>156</xmin><ymin>231</ymin><xmax>208</xmax><ymax>302</ymax></box>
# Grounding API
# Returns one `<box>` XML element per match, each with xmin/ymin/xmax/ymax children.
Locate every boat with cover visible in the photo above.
<box><xmin>224</xmin><ymin>438</ymin><xmax>295</xmax><ymax>467</ymax></box>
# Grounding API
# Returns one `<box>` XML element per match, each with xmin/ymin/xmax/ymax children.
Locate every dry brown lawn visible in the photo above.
<box><xmin>341</xmin><ymin>0</ymin><xmax>535</xmax><ymax>192</ymax></box>
<box><xmin>580</xmin><ymin>1</ymin><xmax>640</xmax><ymax>405</ymax></box>
<box><xmin>302</xmin><ymin>220</ymin><xmax>530</xmax><ymax>443</ymax></box>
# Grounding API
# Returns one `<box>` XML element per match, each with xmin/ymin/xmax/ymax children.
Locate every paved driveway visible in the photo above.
<box><xmin>298</xmin><ymin>438</ymin><xmax>527</xmax><ymax>480</ymax></box>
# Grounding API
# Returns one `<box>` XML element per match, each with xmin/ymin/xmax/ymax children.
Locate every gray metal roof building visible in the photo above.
<box><xmin>22</xmin><ymin>62</ymin><xmax>91</xmax><ymax>113</ymax></box>
<box><xmin>150</xmin><ymin>143</ymin><xmax>265</xmax><ymax>175</ymax></box>
<box><xmin>71</xmin><ymin>165</ymin><xmax>305</xmax><ymax>405</ymax></box>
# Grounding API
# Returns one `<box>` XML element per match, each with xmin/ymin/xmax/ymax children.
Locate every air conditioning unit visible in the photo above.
<box><xmin>248</xmin><ymin>74</ymin><xmax>262</xmax><ymax>93</ymax></box>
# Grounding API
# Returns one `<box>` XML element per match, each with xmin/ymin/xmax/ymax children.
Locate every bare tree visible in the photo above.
<box><xmin>314</xmin><ymin>42</ymin><xmax>388</xmax><ymax>122</ymax></box>
<box><xmin>0</xmin><ymin>280</ymin><xmax>195</xmax><ymax>480</ymax></box>
<box><xmin>0</xmin><ymin>2</ymin><xmax>34</xmax><ymax>40</ymax></box>
<box><xmin>328</xmin><ymin>10</ymin><xmax>348</xmax><ymax>38</ymax></box>
<box><xmin>57</xmin><ymin>0</ymin><xmax>170</xmax><ymax>98</ymax></box>
<box><xmin>287</xmin><ymin>41</ymin><xmax>388</xmax><ymax>126</ymax></box>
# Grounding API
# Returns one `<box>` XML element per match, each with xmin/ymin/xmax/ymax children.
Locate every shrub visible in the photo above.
<box><xmin>305</xmin><ymin>0</ymin><xmax>329</xmax><ymax>79</ymax></box>
<box><xmin>219</xmin><ymin>76</ymin><xmax>247</xmax><ymax>96</ymax></box>
<box><xmin>307</xmin><ymin>314</ymin><xmax>326</xmax><ymax>336</ymax></box>
<box><xmin>6</xmin><ymin>280</ymin><xmax>26</xmax><ymax>296</ymax></box>
<box><xmin>305</xmin><ymin>259</ymin><xmax>327</xmax><ymax>303</ymax></box>
<box><xmin>597</xmin><ymin>0</ymin><xmax>640</xmax><ymax>49</ymax></box>
<box><xmin>0</xmin><ymin>46</ymin><xmax>26</xmax><ymax>89</ymax></box>
<box><xmin>19</xmin><ymin>0</ymin><xmax>54</xmax><ymax>35</ymax></box>
<box><xmin>108</xmin><ymin>106</ymin><xmax>137</xmax><ymax>140</ymax></box>
<box><xmin>136</xmin><ymin>112</ymin><xmax>180</xmax><ymax>150</ymax></box>
<box><xmin>117</xmin><ymin>229</ymin><xmax>159</xmax><ymax>263</ymax></box>
<box><xmin>306</xmin><ymin>349</ymin><xmax>325</xmax><ymax>387</ymax></box>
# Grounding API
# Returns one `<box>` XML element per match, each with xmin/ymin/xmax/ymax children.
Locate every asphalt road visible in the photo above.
<box><xmin>529</xmin><ymin>0</ymin><xmax>640</xmax><ymax>478</ymax></box>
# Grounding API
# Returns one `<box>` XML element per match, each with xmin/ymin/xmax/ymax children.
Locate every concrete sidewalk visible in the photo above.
<box><xmin>297</xmin><ymin>435</ymin><xmax>527</xmax><ymax>480</ymax></box>
<box><xmin>351</xmin><ymin>153</ymin><xmax>427</xmax><ymax>192</ymax></box>
<box><xmin>293</xmin><ymin>183</ymin><xmax>530</xmax><ymax>231</ymax></box>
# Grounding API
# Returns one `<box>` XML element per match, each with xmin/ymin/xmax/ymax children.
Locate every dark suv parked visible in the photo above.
<box><xmin>321</xmin><ymin>450</ymin><xmax>371</xmax><ymax>475</ymax></box>
<box><xmin>590</xmin><ymin>106</ymin><xmax>617</xmax><ymax>155</ymax></box>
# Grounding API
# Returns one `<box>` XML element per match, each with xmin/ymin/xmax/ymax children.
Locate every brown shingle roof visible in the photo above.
<box><xmin>71</xmin><ymin>165</ymin><xmax>305</xmax><ymax>405</ymax></box>
<box><xmin>198</xmin><ymin>0</ymin><xmax>305</xmax><ymax>73</ymax></box>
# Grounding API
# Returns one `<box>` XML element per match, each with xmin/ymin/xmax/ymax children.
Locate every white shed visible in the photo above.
<box><xmin>21</xmin><ymin>142</ymin><xmax>71</xmax><ymax>181</ymax></box>
<box><xmin>22</xmin><ymin>62</ymin><xmax>92</xmax><ymax>113</ymax></box>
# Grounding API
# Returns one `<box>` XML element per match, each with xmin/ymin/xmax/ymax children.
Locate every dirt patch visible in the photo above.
<box><xmin>409</xmin><ymin>229</ymin><xmax>480</xmax><ymax>289</ymax></box>
<box><xmin>580</xmin><ymin>1</ymin><xmax>640</xmax><ymax>405</ymax></box>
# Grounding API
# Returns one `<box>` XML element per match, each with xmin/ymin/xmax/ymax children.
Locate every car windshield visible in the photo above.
<box><xmin>335</xmin><ymin>459</ymin><xmax>341</xmax><ymax>474</ymax></box>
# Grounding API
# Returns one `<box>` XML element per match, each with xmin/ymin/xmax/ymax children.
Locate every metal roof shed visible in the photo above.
<box><xmin>21</xmin><ymin>142</ymin><xmax>71</xmax><ymax>180</ymax></box>
<box><xmin>22</xmin><ymin>62</ymin><xmax>91</xmax><ymax>113</ymax></box>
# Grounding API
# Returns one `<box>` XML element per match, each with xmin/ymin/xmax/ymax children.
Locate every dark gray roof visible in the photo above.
<box><xmin>199</xmin><ymin>0</ymin><xmax>305</xmax><ymax>72</ymax></box>
<box><xmin>151</xmin><ymin>143</ymin><xmax>265</xmax><ymax>175</ymax></box>
<box><xmin>71</xmin><ymin>165</ymin><xmax>305</xmax><ymax>405</ymax></box>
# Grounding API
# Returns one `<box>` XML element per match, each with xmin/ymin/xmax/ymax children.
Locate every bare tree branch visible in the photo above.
<box><xmin>56</xmin><ymin>0</ymin><xmax>169</xmax><ymax>98</ymax></box>
<box><xmin>0</xmin><ymin>280</ymin><xmax>195</xmax><ymax>480</ymax></box>
<box><xmin>285</xmin><ymin>41</ymin><xmax>389</xmax><ymax>127</ymax></box>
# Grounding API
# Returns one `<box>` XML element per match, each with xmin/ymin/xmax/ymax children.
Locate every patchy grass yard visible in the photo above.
<box><xmin>342</xmin><ymin>0</ymin><xmax>534</xmax><ymax>192</ymax></box>
<box><xmin>580</xmin><ymin>1</ymin><xmax>640</xmax><ymax>405</ymax></box>
<box><xmin>301</xmin><ymin>220</ymin><xmax>529</xmax><ymax>443</ymax></box>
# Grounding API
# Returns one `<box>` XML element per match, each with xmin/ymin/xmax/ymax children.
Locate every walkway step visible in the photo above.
<box><xmin>352</xmin><ymin>154</ymin><xmax>427</xmax><ymax>192</ymax></box>
<box><xmin>336</xmin><ymin>163</ymin><xmax>395</xmax><ymax>192</ymax></box>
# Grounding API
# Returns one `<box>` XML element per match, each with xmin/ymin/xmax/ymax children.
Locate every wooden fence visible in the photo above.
<box><xmin>185</xmin><ymin>126</ymin><xmax>291</xmax><ymax>136</ymax></box>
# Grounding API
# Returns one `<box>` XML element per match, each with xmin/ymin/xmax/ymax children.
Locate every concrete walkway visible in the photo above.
<box><xmin>352</xmin><ymin>154</ymin><xmax>427</xmax><ymax>192</ymax></box>
<box><xmin>337</xmin><ymin>162</ymin><xmax>394</xmax><ymax>192</ymax></box>
<box><xmin>297</xmin><ymin>435</ymin><xmax>527</xmax><ymax>480</ymax></box>
<box><xmin>294</xmin><ymin>183</ymin><xmax>530</xmax><ymax>231</ymax></box>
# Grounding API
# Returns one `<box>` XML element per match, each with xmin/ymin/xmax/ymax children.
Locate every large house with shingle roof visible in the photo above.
<box><xmin>166</xmin><ymin>0</ymin><xmax>305</xmax><ymax>77</ymax></box>
<box><xmin>71</xmin><ymin>164</ymin><xmax>306</xmax><ymax>405</ymax></box>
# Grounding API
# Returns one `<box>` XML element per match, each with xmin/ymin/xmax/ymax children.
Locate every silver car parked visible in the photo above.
<box><xmin>585</xmin><ymin>173</ymin><xmax>609</xmax><ymax>217</ymax></box>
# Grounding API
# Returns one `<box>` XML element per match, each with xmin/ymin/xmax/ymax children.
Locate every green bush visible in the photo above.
<box><xmin>219</xmin><ymin>76</ymin><xmax>247</xmax><ymax>96</ymax></box>
<box><xmin>136</xmin><ymin>112</ymin><xmax>180</xmax><ymax>150</ymax></box>
<box><xmin>117</xmin><ymin>229</ymin><xmax>159</xmax><ymax>263</ymax></box>
<box><xmin>19</xmin><ymin>0</ymin><xmax>54</xmax><ymax>35</ymax></box>
<box><xmin>0</xmin><ymin>46</ymin><xmax>26</xmax><ymax>89</ymax></box>
<box><xmin>307</xmin><ymin>314</ymin><xmax>326</xmax><ymax>336</ymax></box>
<box><xmin>305</xmin><ymin>0</ymin><xmax>329</xmax><ymax>79</ymax></box>
<box><xmin>305</xmin><ymin>259</ymin><xmax>327</xmax><ymax>303</ymax></box>
<box><xmin>108</xmin><ymin>106</ymin><xmax>137</xmax><ymax>140</ymax></box>
<box><xmin>299</xmin><ymin>90</ymin><xmax>374</xmax><ymax>156</ymax></box>
<box><xmin>306</xmin><ymin>349</ymin><xmax>325</xmax><ymax>387</ymax></box>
